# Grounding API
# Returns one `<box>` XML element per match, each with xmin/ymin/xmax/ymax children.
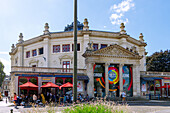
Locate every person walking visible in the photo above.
<box><xmin>13</xmin><ymin>93</ymin><xmax>18</xmax><ymax>109</ymax></box>
<box><xmin>121</xmin><ymin>91</ymin><xmax>126</xmax><ymax>104</ymax></box>
<box><xmin>33</xmin><ymin>94</ymin><xmax>37</xmax><ymax>104</ymax></box>
<box><xmin>41</xmin><ymin>93</ymin><xmax>46</xmax><ymax>105</ymax></box>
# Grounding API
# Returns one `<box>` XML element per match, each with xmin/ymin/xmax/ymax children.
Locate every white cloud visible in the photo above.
<box><xmin>104</xmin><ymin>26</ymin><xmax>107</xmax><ymax>28</ymax></box>
<box><xmin>110</xmin><ymin>13</ymin><xmax>123</xmax><ymax>20</ymax></box>
<box><xmin>0</xmin><ymin>52</ymin><xmax>9</xmax><ymax>54</ymax></box>
<box><xmin>110</xmin><ymin>0</ymin><xmax>135</xmax><ymax>25</ymax></box>
<box><xmin>0</xmin><ymin>57</ymin><xmax>11</xmax><ymax>75</ymax></box>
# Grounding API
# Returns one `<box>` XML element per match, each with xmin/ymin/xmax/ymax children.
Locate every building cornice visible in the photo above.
<box><xmin>9</xmin><ymin>30</ymin><xmax>147</xmax><ymax>55</ymax></box>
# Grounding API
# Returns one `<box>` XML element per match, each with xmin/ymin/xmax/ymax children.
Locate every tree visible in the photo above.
<box><xmin>0</xmin><ymin>61</ymin><xmax>6</xmax><ymax>87</ymax></box>
<box><xmin>147</xmin><ymin>50</ymin><xmax>170</xmax><ymax>72</ymax></box>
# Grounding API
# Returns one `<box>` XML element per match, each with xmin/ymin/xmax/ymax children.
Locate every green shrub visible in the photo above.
<box><xmin>63</xmin><ymin>101</ymin><xmax>129</xmax><ymax>113</ymax></box>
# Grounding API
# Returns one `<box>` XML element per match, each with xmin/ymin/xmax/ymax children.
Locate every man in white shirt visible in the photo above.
<box><xmin>121</xmin><ymin>91</ymin><xmax>126</xmax><ymax>104</ymax></box>
<box><xmin>33</xmin><ymin>94</ymin><xmax>37</xmax><ymax>104</ymax></box>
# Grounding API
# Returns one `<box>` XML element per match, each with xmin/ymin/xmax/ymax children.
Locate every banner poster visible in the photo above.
<box><xmin>155</xmin><ymin>80</ymin><xmax>160</xmax><ymax>87</ymax></box>
<box><xmin>141</xmin><ymin>81</ymin><xmax>147</xmax><ymax>92</ymax></box>
<box><xmin>77</xmin><ymin>81</ymin><xmax>84</xmax><ymax>92</ymax></box>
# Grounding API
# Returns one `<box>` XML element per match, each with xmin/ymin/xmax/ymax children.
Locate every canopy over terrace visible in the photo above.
<box><xmin>19</xmin><ymin>82</ymin><xmax>38</xmax><ymax>88</ymax></box>
<box><xmin>158</xmin><ymin>85</ymin><xmax>170</xmax><ymax>89</ymax></box>
<box><xmin>41</xmin><ymin>82</ymin><xmax>59</xmax><ymax>88</ymax></box>
<box><xmin>59</xmin><ymin>82</ymin><xmax>73</xmax><ymax>89</ymax></box>
<box><xmin>19</xmin><ymin>82</ymin><xmax>38</xmax><ymax>95</ymax></box>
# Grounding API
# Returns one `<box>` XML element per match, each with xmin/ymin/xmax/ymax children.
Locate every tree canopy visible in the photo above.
<box><xmin>0</xmin><ymin>61</ymin><xmax>6</xmax><ymax>87</ymax></box>
<box><xmin>146</xmin><ymin>50</ymin><xmax>170</xmax><ymax>72</ymax></box>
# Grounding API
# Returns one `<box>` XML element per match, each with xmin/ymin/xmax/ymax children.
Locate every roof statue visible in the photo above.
<box><xmin>120</xmin><ymin>23</ymin><xmax>126</xmax><ymax>34</ymax></box>
<box><xmin>139</xmin><ymin>33</ymin><xmax>144</xmax><ymax>42</ymax></box>
<box><xmin>64</xmin><ymin>20</ymin><xmax>84</xmax><ymax>32</ymax></box>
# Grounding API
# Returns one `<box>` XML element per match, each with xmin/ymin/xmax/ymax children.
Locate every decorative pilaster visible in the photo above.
<box><xmin>105</xmin><ymin>63</ymin><xmax>110</xmax><ymax>96</ymax></box>
<box><xmin>87</xmin><ymin>62</ymin><xmax>95</xmax><ymax>98</ymax></box>
<box><xmin>119</xmin><ymin>63</ymin><xmax>124</xmax><ymax>96</ymax></box>
<box><xmin>43</xmin><ymin>37</ymin><xmax>50</xmax><ymax>67</ymax></box>
<box><xmin>136</xmin><ymin>64</ymin><xmax>141</xmax><ymax>96</ymax></box>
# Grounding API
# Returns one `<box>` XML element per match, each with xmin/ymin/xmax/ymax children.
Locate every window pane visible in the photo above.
<box><xmin>53</xmin><ymin>45</ymin><xmax>60</xmax><ymax>53</ymax></box>
<box><xmin>26</xmin><ymin>51</ymin><xmax>30</xmax><ymax>58</ymax></box>
<box><xmin>101</xmin><ymin>44</ymin><xmax>107</xmax><ymax>49</ymax></box>
<box><xmin>39</xmin><ymin>47</ymin><xmax>43</xmax><ymax>55</ymax></box>
<box><xmin>72</xmin><ymin>43</ymin><xmax>80</xmax><ymax>51</ymax></box>
<box><xmin>32</xmin><ymin>50</ymin><xmax>37</xmax><ymax>56</ymax></box>
<box><xmin>62</xmin><ymin>44</ymin><xmax>70</xmax><ymax>52</ymax></box>
<box><xmin>93</xmin><ymin>44</ymin><xmax>98</xmax><ymax>51</ymax></box>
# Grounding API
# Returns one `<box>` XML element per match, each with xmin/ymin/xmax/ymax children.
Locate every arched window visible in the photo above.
<box><xmin>19</xmin><ymin>77</ymin><xmax>28</xmax><ymax>85</ymax></box>
<box><xmin>29</xmin><ymin>78</ymin><xmax>37</xmax><ymax>85</ymax></box>
<box><xmin>56</xmin><ymin>78</ymin><xmax>63</xmax><ymax>86</ymax></box>
<box><xmin>65</xmin><ymin>78</ymin><xmax>72</xmax><ymax>83</ymax></box>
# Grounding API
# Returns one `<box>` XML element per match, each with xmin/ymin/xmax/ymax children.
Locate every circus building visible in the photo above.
<box><xmin>9</xmin><ymin>18</ymin><xmax>147</xmax><ymax>98</ymax></box>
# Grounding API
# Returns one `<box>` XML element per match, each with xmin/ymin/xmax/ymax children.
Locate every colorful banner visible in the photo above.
<box><xmin>77</xmin><ymin>81</ymin><xmax>83</xmax><ymax>92</ymax></box>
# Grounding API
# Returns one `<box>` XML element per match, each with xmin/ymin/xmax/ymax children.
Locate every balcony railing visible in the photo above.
<box><xmin>140</xmin><ymin>71</ymin><xmax>170</xmax><ymax>76</ymax></box>
<box><xmin>11</xmin><ymin>66</ymin><xmax>86</xmax><ymax>74</ymax></box>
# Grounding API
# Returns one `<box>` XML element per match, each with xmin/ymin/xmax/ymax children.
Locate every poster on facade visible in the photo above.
<box><xmin>155</xmin><ymin>80</ymin><xmax>160</xmax><ymax>87</ymax></box>
<box><xmin>141</xmin><ymin>81</ymin><xmax>146</xmax><ymax>92</ymax></box>
<box><xmin>77</xmin><ymin>81</ymin><xmax>83</xmax><ymax>92</ymax></box>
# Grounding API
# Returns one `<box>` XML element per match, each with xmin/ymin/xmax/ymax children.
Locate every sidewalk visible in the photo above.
<box><xmin>0</xmin><ymin>97</ymin><xmax>20</xmax><ymax>113</ymax></box>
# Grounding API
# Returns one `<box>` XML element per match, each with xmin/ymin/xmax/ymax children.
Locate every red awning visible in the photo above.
<box><xmin>158</xmin><ymin>85</ymin><xmax>170</xmax><ymax>89</ymax></box>
<box><xmin>19</xmin><ymin>82</ymin><xmax>38</xmax><ymax>88</ymax></box>
<box><xmin>41</xmin><ymin>82</ymin><xmax>59</xmax><ymax>88</ymax></box>
<box><xmin>59</xmin><ymin>82</ymin><xmax>73</xmax><ymax>89</ymax></box>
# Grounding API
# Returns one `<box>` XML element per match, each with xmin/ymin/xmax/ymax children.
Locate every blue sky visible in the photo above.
<box><xmin>0</xmin><ymin>0</ymin><xmax>169</xmax><ymax>75</ymax></box>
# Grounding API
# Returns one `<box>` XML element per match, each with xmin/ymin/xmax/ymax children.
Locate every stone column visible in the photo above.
<box><xmin>15</xmin><ymin>76</ymin><xmax>18</xmax><ymax>95</ymax></box>
<box><xmin>51</xmin><ymin>77</ymin><xmax>56</xmax><ymax>94</ymax></box>
<box><xmin>10</xmin><ymin>74</ymin><xmax>16</xmax><ymax>97</ymax></box>
<box><xmin>133</xmin><ymin>64</ymin><xmax>137</xmax><ymax>96</ymax></box>
<box><xmin>38</xmin><ymin>77</ymin><xmax>42</xmax><ymax>94</ymax></box>
<box><xmin>136</xmin><ymin>64</ymin><xmax>141</xmax><ymax>96</ymax></box>
<box><xmin>87</xmin><ymin>62</ymin><xmax>95</xmax><ymax>98</ymax></box>
<box><xmin>119</xmin><ymin>64</ymin><xmax>124</xmax><ymax>96</ymax></box>
<box><xmin>105</xmin><ymin>63</ymin><xmax>110</xmax><ymax>97</ymax></box>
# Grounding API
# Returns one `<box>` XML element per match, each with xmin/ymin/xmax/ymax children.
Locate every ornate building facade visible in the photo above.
<box><xmin>9</xmin><ymin>18</ymin><xmax>147</xmax><ymax>98</ymax></box>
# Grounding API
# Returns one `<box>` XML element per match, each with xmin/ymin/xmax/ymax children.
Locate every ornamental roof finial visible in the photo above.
<box><xmin>11</xmin><ymin>44</ymin><xmax>15</xmax><ymax>52</ymax></box>
<box><xmin>139</xmin><ymin>33</ymin><xmax>144</xmax><ymax>42</ymax></box>
<box><xmin>120</xmin><ymin>23</ymin><xmax>126</xmax><ymax>34</ymax></box>
<box><xmin>18</xmin><ymin>33</ymin><xmax>24</xmax><ymax>43</ymax></box>
<box><xmin>83</xmin><ymin>18</ymin><xmax>89</xmax><ymax>30</ymax></box>
<box><xmin>43</xmin><ymin>23</ymin><xmax>50</xmax><ymax>35</ymax></box>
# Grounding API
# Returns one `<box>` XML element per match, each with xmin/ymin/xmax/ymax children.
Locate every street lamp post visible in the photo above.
<box><xmin>73</xmin><ymin>0</ymin><xmax>77</xmax><ymax>103</ymax></box>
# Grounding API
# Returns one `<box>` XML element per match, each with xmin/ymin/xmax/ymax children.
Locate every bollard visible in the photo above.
<box><xmin>10</xmin><ymin>109</ymin><xmax>13</xmax><ymax>113</ymax></box>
